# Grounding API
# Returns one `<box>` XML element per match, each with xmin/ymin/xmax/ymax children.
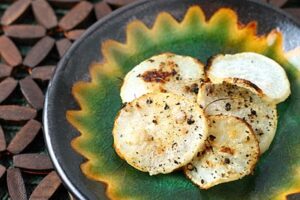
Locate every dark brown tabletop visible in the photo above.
<box><xmin>0</xmin><ymin>0</ymin><xmax>299</xmax><ymax>199</ymax></box>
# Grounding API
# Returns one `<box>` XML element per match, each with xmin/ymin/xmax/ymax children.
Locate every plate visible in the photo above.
<box><xmin>43</xmin><ymin>0</ymin><xmax>300</xmax><ymax>199</ymax></box>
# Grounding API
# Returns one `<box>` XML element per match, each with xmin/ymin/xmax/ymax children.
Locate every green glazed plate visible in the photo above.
<box><xmin>44</xmin><ymin>0</ymin><xmax>300</xmax><ymax>199</ymax></box>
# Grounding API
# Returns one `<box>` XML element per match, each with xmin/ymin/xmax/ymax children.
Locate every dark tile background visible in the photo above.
<box><xmin>0</xmin><ymin>0</ymin><xmax>299</xmax><ymax>199</ymax></box>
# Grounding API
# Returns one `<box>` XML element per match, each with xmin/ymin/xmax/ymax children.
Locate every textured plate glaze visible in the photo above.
<box><xmin>44</xmin><ymin>0</ymin><xmax>300</xmax><ymax>199</ymax></box>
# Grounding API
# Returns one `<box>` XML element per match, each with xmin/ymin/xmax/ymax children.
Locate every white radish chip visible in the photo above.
<box><xmin>197</xmin><ymin>81</ymin><xmax>277</xmax><ymax>154</ymax></box>
<box><xmin>113</xmin><ymin>93</ymin><xmax>208</xmax><ymax>175</ymax></box>
<box><xmin>120</xmin><ymin>53</ymin><xmax>205</xmax><ymax>103</ymax></box>
<box><xmin>184</xmin><ymin>115</ymin><xmax>259</xmax><ymax>189</ymax></box>
<box><xmin>206</xmin><ymin>52</ymin><xmax>291</xmax><ymax>104</ymax></box>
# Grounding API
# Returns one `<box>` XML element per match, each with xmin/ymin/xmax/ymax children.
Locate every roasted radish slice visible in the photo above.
<box><xmin>113</xmin><ymin>93</ymin><xmax>208</xmax><ymax>175</ymax></box>
<box><xmin>198</xmin><ymin>81</ymin><xmax>277</xmax><ymax>154</ymax></box>
<box><xmin>206</xmin><ymin>52</ymin><xmax>290</xmax><ymax>104</ymax></box>
<box><xmin>185</xmin><ymin>115</ymin><xmax>259</xmax><ymax>189</ymax></box>
<box><xmin>121</xmin><ymin>53</ymin><xmax>205</xmax><ymax>103</ymax></box>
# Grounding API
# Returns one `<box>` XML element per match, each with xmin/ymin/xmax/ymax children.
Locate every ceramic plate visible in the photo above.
<box><xmin>44</xmin><ymin>0</ymin><xmax>300</xmax><ymax>199</ymax></box>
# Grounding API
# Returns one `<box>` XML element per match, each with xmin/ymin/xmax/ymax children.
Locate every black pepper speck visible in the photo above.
<box><xmin>146</xmin><ymin>98</ymin><xmax>153</xmax><ymax>104</ymax></box>
<box><xmin>187</xmin><ymin>117</ymin><xmax>195</xmax><ymax>125</ymax></box>
<box><xmin>224</xmin><ymin>158</ymin><xmax>230</xmax><ymax>164</ymax></box>
<box><xmin>164</xmin><ymin>104</ymin><xmax>170</xmax><ymax>110</ymax></box>
<box><xmin>225</xmin><ymin>103</ymin><xmax>231</xmax><ymax>111</ymax></box>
